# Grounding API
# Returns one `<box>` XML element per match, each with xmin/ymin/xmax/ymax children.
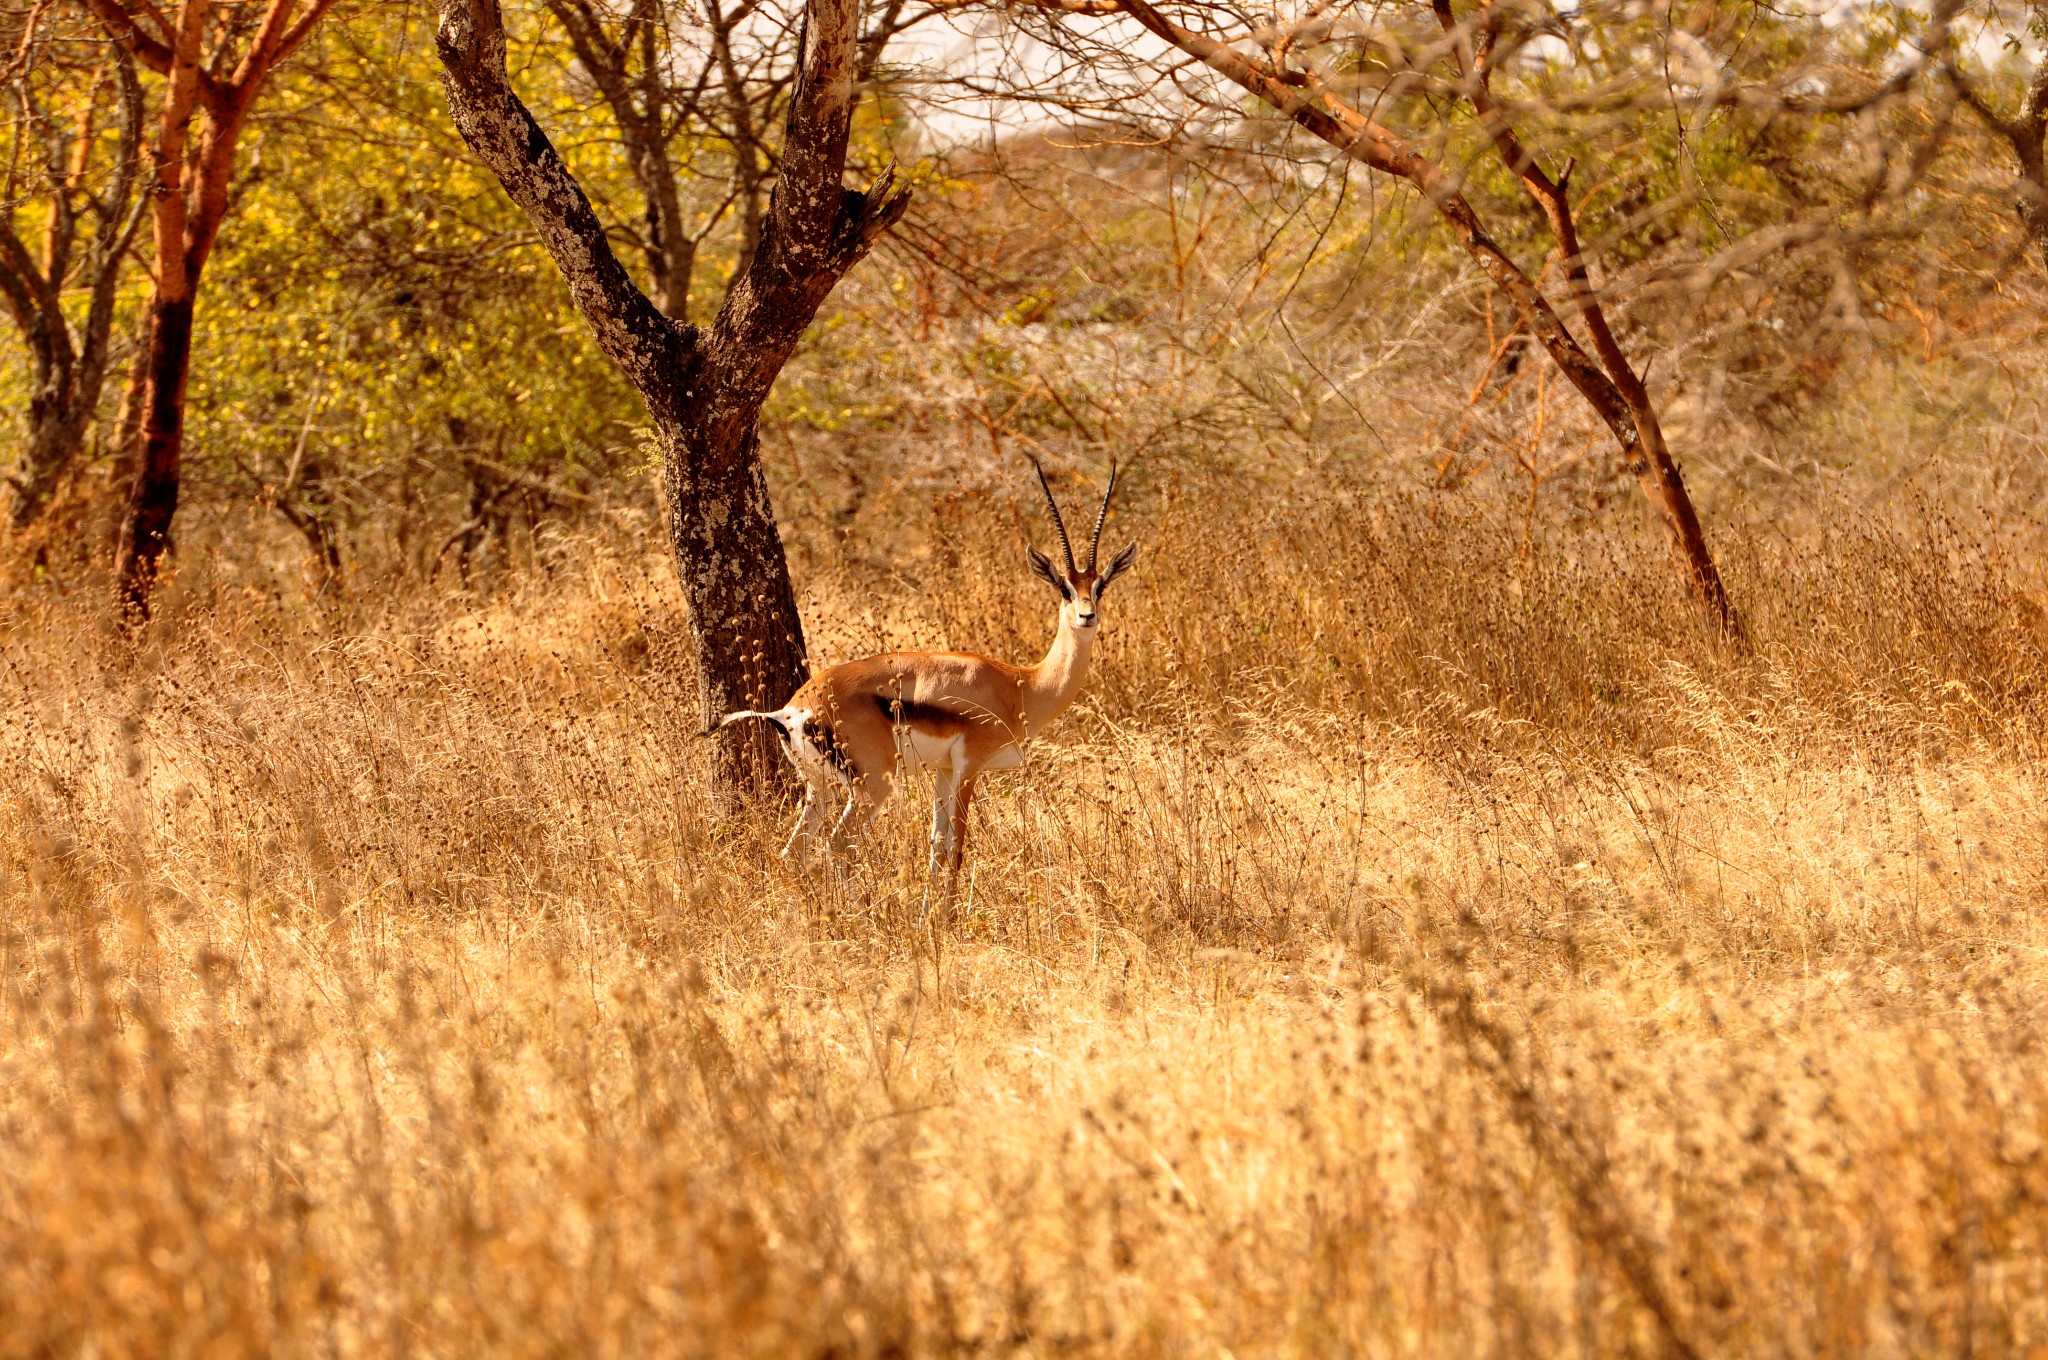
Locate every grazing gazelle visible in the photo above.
<box><xmin>718</xmin><ymin>462</ymin><xmax>1137</xmax><ymax>910</ymax></box>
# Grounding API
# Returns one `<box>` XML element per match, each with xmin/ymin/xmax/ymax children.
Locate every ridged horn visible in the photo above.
<box><xmin>1032</xmin><ymin>458</ymin><xmax>1077</xmax><ymax>574</ymax></box>
<box><xmin>1087</xmin><ymin>460</ymin><xmax>1120</xmax><ymax>571</ymax></box>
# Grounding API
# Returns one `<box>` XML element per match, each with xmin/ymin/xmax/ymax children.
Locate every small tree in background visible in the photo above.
<box><xmin>85</xmin><ymin>0</ymin><xmax>342</xmax><ymax>620</ymax></box>
<box><xmin>988</xmin><ymin>0</ymin><xmax>1972</xmax><ymax>639</ymax></box>
<box><xmin>0</xmin><ymin>12</ymin><xmax>145</xmax><ymax>530</ymax></box>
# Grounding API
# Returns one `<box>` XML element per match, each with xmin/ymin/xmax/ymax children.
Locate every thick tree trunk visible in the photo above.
<box><xmin>660</xmin><ymin>420</ymin><xmax>810</xmax><ymax>791</ymax></box>
<box><xmin>114</xmin><ymin>294</ymin><xmax>195</xmax><ymax>619</ymax></box>
<box><xmin>103</xmin><ymin>317</ymin><xmax>153</xmax><ymax>545</ymax></box>
<box><xmin>435</xmin><ymin>0</ymin><xmax>907</xmax><ymax>797</ymax></box>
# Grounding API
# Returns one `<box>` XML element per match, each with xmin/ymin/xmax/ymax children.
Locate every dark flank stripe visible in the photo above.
<box><xmin>873</xmin><ymin>694</ymin><xmax>976</xmax><ymax>730</ymax></box>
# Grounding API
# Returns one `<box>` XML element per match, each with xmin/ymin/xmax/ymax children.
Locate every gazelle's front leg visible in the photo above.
<box><xmin>946</xmin><ymin>773</ymin><xmax>978</xmax><ymax>880</ymax></box>
<box><xmin>924</xmin><ymin>764</ymin><xmax>978</xmax><ymax>926</ymax></box>
<box><xmin>927</xmin><ymin>768</ymin><xmax>959</xmax><ymax>876</ymax></box>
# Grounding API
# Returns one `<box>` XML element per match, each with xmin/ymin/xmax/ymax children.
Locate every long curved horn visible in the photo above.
<box><xmin>1087</xmin><ymin>460</ymin><xmax>1120</xmax><ymax>571</ymax></box>
<box><xmin>1032</xmin><ymin>458</ymin><xmax>1077</xmax><ymax>574</ymax></box>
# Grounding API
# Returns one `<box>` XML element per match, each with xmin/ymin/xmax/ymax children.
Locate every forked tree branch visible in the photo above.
<box><xmin>435</xmin><ymin>0</ymin><xmax>691</xmax><ymax>396</ymax></box>
<box><xmin>695</xmin><ymin>0</ymin><xmax>911</xmax><ymax>447</ymax></box>
<box><xmin>435</xmin><ymin>0</ymin><xmax>910</xmax><ymax>428</ymax></box>
<box><xmin>1076</xmin><ymin>0</ymin><xmax>1743</xmax><ymax>634</ymax></box>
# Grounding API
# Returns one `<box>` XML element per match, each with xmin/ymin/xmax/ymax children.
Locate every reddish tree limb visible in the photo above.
<box><xmin>1097</xmin><ymin>0</ymin><xmax>1743</xmax><ymax>636</ymax></box>
<box><xmin>90</xmin><ymin>0</ymin><xmax>342</xmax><ymax>617</ymax></box>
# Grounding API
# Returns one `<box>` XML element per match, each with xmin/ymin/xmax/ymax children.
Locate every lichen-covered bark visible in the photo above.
<box><xmin>436</xmin><ymin>0</ymin><xmax>908</xmax><ymax>796</ymax></box>
<box><xmin>657</xmin><ymin>420</ymin><xmax>810</xmax><ymax>794</ymax></box>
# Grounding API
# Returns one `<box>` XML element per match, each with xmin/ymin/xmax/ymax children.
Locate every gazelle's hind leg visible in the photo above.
<box><xmin>926</xmin><ymin>767</ymin><xmax>962</xmax><ymax>878</ymax></box>
<box><xmin>828</xmin><ymin>774</ymin><xmax>890</xmax><ymax>859</ymax></box>
<box><xmin>781</xmin><ymin>776</ymin><xmax>836</xmax><ymax>862</ymax></box>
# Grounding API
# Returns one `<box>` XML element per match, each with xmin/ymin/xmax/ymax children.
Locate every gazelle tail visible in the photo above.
<box><xmin>711</xmin><ymin>707</ymin><xmax>796</xmax><ymax>736</ymax></box>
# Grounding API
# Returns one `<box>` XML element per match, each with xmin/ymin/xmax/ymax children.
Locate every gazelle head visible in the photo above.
<box><xmin>1026</xmin><ymin>460</ymin><xmax>1138</xmax><ymax>632</ymax></box>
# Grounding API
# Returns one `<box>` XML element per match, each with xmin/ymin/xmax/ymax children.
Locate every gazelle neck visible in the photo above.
<box><xmin>1023</xmin><ymin>613</ymin><xmax>1097</xmax><ymax>737</ymax></box>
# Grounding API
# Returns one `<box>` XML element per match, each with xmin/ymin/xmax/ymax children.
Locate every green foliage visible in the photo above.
<box><xmin>2</xmin><ymin>0</ymin><xmax>2046</xmax><ymax>583</ymax></box>
<box><xmin>187</xmin><ymin>7</ymin><xmax>643</xmax><ymax>519</ymax></box>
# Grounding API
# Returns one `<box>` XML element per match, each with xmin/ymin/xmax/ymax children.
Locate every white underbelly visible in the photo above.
<box><xmin>896</xmin><ymin>729</ymin><xmax>964</xmax><ymax>773</ymax></box>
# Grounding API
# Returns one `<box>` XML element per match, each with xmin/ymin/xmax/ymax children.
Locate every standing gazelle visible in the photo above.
<box><xmin>719</xmin><ymin>462</ymin><xmax>1137</xmax><ymax>913</ymax></box>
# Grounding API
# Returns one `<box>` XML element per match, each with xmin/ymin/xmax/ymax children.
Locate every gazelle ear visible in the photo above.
<box><xmin>1027</xmin><ymin>545</ymin><xmax>1066</xmax><ymax>594</ymax></box>
<box><xmin>1097</xmin><ymin>542</ymin><xmax>1138</xmax><ymax>593</ymax></box>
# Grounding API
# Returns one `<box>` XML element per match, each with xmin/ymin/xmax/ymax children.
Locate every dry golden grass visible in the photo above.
<box><xmin>4</xmin><ymin>483</ymin><xmax>2048</xmax><ymax>1357</ymax></box>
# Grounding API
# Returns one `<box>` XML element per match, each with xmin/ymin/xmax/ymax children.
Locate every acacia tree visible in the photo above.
<box><xmin>0</xmin><ymin>14</ymin><xmax>145</xmax><ymax>529</ymax></box>
<box><xmin>84</xmin><ymin>0</ymin><xmax>341</xmax><ymax>618</ymax></box>
<box><xmin>435</xmin><ymin>0</ymin><xmax>909</xmax><ymax>792</ymax></box>
<box><xmin>985</xmin><ymin>0</ymin><xmax>1963</xmax><ymax>637</ymax></box>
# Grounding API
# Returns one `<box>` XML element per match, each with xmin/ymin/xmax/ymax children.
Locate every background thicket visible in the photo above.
<box><xmin>4</xmin><ymin>0</ymin><xmax>2048</xmax><ymax>1352</ymax></box>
